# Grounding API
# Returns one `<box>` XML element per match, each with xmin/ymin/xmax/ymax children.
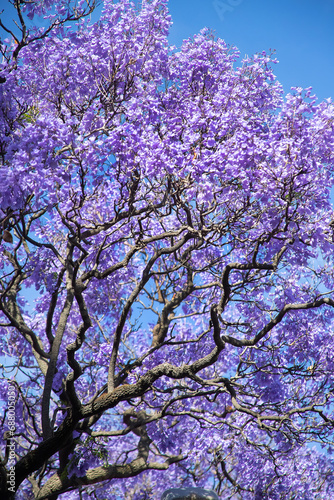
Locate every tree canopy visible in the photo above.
<box><xmin>1</xmin><ymin>1</ymin><xmax>334</xmax><ymax>498</ymax></box>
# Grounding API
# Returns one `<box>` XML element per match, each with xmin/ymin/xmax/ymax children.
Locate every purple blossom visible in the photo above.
<box><xmin>1</xmin><ymin>0</ymin><xmax>334</xmax><ymax>499</ymax></box>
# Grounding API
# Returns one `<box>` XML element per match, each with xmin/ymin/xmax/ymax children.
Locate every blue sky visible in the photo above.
<box><xmin>167</xmin><ymin>0</ymin><xmax>334</xmax><ymax>102</ymax></box>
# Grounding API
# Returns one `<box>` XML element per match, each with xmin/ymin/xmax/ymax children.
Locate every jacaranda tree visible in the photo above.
<box><xmin>1</xmin><ymin>1</ymin><xmax>334</xmax><ymax>498</ymax></box>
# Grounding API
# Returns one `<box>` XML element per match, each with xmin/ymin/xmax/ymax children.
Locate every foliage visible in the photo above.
<box><xmin>1</xmin><ymin>1</ymin><xmax>334</xmax><ymax>498</ymax></box>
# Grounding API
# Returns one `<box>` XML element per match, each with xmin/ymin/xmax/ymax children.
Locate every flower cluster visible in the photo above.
<box><xmin>1</xmin><ymin>1</ymin><xmax>334</xmax><ymax>499</ymax></box>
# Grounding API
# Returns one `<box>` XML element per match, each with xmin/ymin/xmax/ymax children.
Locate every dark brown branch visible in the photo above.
<box><xmin>107</xmin><ymin>230</ymin><xmax>197</xmax><ymax>391</ymax></box>
<box><xmin>221</xmin><ymin>297</ymin><xmax>334</xmax><ymax>348</ymax></box>
<box><xmin>42</xmin><ymin>287</ymin><xmax>75</xmax><ymax>440</ymax></box>
<box><xmin>34</xmin><ymin>453</ymin><xmax>183</xmax><ymax>500</ymax></box>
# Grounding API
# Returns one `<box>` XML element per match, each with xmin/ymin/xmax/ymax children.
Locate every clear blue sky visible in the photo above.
<box><xmin>168</xmin><ymin>0</ymin><xmax>334</xmax><ymax>102</ymax></box>
<box><xmin>1</xmin><ymin>0</ymin><xmax>333</xmax><ymax>102</ymax></box>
